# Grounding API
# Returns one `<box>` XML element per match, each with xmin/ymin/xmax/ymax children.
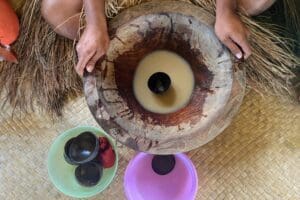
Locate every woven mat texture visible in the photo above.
<box><xmin>0</xmin><ymin>91</ymin><xmax>299</xmax><ymax>200</ymax></box>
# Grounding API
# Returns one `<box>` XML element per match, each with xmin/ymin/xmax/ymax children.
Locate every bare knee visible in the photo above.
<box><xmin>238</xmin><ymin>0</ymin><xmax>276</xmax><ymax>16</ymax></box>
<box><xmin>41</xmin><ymin>0</ymin><xmax>82</xmax><ymax>39</ymax></box>
<box><xmin>41</xmin><ymin>0</ymin><xmax>63</xmax><ymax>29</ymax></box>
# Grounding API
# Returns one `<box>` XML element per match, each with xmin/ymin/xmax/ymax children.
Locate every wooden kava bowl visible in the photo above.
<box><xmin>84</xmin><ymin>1</ymin><xmax>246</xmax><ymax>154</ymax></box>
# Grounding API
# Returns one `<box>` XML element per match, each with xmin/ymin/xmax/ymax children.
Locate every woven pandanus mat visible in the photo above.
<box><xmin>0</xmin><ymin>91</ymin><xmax>299</xmax><ymax>200</ymax></box>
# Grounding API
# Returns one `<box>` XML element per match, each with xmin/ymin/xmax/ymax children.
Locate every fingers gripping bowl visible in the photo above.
<box><xmin>83</xmin><ymin>1</ymin><xmax>246</xmax><ymax>154</ymax></box>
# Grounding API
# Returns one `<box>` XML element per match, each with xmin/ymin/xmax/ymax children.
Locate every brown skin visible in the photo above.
<box><xmin>41</xmin><ymin>0</ymin><xmax>82</xmax><ymax>40</ymax></box>
<box><xmin>238</xmin><ymin>0</ymin><xmax>276</xmax><ymax>16</ymax></box>
<box><xmin>76</xmin><ymin>0</ymin><xmax>109</xmax><ymax>76</ymax></box>
<box><xmin>215</xmin><ymin>0</ymin><xmax>276</xmax><ymax>59</ymax></box>
<box><xmin>41</xmin><ymin>0</ymin><xmax>275</xmax><ymax>76</ymax></box>
<box><xmin>215</xmin><ymin>0</ymin><xmax>251</xmax><ymax>59</ymax></box>
<box><xmin>41</xmin><ymin>0</ymin><xmax>109</xmax><ymax>76</ymax></box>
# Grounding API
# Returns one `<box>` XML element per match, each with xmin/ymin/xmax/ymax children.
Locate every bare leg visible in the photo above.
<box><xmin>238</xmin><ymin>0</ymin><xmax>276</xmax><ymax>16</ymax></box>
<box><xmin>41</xmin><ymin>0</ymin><xmax>83</xmax><ymax>40</ymax></box>
<box><xmin>41</xmin><ymin>0</ymin><xmax>276</xmax><ymax>39</ymax></box>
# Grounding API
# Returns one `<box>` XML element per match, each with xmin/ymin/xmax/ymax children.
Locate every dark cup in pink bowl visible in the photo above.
<box><xmin>124</xmin><ymin>153</ymin><xmax>198</xmax><ymax>200</ymax></box>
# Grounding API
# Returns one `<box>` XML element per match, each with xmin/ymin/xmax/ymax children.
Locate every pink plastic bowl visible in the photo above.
<box><xmin>124</xmin><ymin>153</ymin><xmax>198</xmax><ymax>200</ymax></box>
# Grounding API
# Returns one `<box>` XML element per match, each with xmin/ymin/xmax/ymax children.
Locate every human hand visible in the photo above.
<box><xmin>215</xmin><ymin>10</ymin><xmax>251</xmax><ymax>60</ymax></box>
<box><xmin>75</xmin><ymin>25</ymin><xmax>109</xmax><ymax>76</ymax></box>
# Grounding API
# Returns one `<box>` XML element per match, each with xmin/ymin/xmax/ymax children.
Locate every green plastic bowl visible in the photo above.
<box><xmin>47</xmin><ymin>126</ymin><xmax>118</xmax><ymax>198</ymax></box>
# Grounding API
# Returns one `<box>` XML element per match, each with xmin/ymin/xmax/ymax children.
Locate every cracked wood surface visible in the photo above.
<box><xmin>83</xmin><ymin>1</ymin><xmax>246</xmax><ymax>154</ymax></box>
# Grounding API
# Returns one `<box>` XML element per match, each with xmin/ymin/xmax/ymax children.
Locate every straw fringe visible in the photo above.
<box><xmin>0</xmin><ymin>0</ymin><xmax>81</xmax><ymax>116</ymax></box>
<box><xmin>0</xmin><ymin>0</ymin><xmax>298</xmax><ymax>117</ymax></box>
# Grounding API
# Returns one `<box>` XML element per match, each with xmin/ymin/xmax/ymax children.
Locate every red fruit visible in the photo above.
<box><xmin>99</xmin><ymin>137</ymin><xmax>109</xmax><ymax>151</ymax></box>
<box><xmin>99</xmin><ymin>145</ymin><xmax>116</xmax><ymax>168</ymax></box>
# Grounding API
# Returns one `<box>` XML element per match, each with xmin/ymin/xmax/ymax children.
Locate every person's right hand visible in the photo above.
<box><xmin>215</xmin><ymin>9</ymin><xmax>251</xmax><ymax>60</ymax></box>
<box><xmin>75</xmin><ymin>25</ymin><xmax>109</xmax><ymax>76</ymax></box>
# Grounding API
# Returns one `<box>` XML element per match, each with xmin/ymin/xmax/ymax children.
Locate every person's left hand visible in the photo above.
<box><xmin>215</xmin><ymin>9</ymin><xmax>252</xmax><ymax>59</ymax></box>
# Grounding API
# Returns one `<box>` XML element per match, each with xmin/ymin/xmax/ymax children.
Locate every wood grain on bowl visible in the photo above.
<box><xmin>84</xmin><ymin>1</ymin><xmax>246</xmax><ymax>154</ymax></box>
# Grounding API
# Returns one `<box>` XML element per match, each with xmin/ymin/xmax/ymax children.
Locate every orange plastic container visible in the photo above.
<box><xmin>0</xmin><ymin>0</ymin><xmax>20</xmax><ymax>45</ymax></box>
